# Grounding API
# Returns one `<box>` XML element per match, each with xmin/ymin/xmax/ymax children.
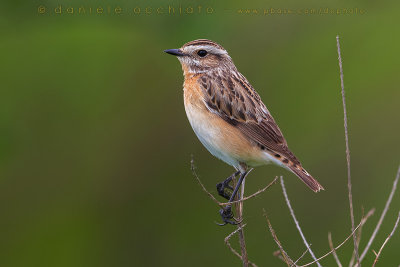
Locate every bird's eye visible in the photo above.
<box><xmin>197</xmin><ymin>50</ymin><xmax>208</xmax><ymax>57</ymax></box>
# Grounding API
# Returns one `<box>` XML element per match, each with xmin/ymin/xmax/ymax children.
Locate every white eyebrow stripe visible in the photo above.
<box><xmin>184</xmin><ymin>45</ymin><xmax>227</xmax><ymax>55</ymax></box>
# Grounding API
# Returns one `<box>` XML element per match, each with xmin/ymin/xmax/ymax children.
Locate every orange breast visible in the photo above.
<box><xmin>183</xmin><ymin>75</ymin><xmax>265</xmax><ymax>170</ymax></box>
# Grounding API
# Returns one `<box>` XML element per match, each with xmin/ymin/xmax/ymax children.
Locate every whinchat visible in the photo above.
<box><xmin>165</xmin><ymin>39</ymin><xmax>324</xmax><ymax>225</ymax></box>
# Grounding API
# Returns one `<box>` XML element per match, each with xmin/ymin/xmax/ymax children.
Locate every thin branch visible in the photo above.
<box><xmin>273</xmin><ymin>250</ymin><xmax>287</xmax><ymax>264</ymax></box>
<box><xmin>350</xmin><ymin>208</ymin><xmax>375</xmax><ymax>266</ymax></box>
<box><xmin>191</xmin><ymin>156</ymin><xmax>276</xmax><ymax>267</ymax></box>
<box><xmin>234</xmin><ymin>171</ymin><xmax>251</xmax><ymax>267</ymax></box>
<box><xmin>225</xmin><ymin>223</ymin><xmax>246</xmax><ymax>260</ymax></box>
<box><xmin>264</xmin><ymin>210</ymin><xmax>295</xmax><ymax>266</ymax></box>
<box><xmin>190</xmin><ymin>156</ymin><xmax>221</xmax><ymax>206</ymax></box>
<box><xmin>372</xmin><ymin>211</ymin><xmax>400</xmax><ymax>267</ymax></box>
<box><xmin>239</xmin><ymin>170</ymin><xmax>249</xmax><ymax>217</ymax></box>
<box><xmin>336</xmin><ymin>35</ymin><xmax>360</xmax><ymax>266</ymax></box>
<box><xmin>220</xmin><ymin>176</ymin><xmax>278</xmax><ymax>206</ymax></box>
<box><xmin>349</xmin><ymin>207</ymin><xmax>363</xmax><ymax>267</ymax></box>
<box><xmin>224</xmin><ymin>224</ymin><xmax>258</xmax><ymax>267</ymax></box>
<box><xmin>280</xmin><ymin>176</ymin><xmax>322</xmax><ymax>267</ymax></box>
<box><xmin>191</xmin><ymin>156</ymin><xmax>278</xmax><ymax>208</ymax></box>
<box><xmin>328</xmin><ymin>232</ymin><xmax>343</xmax><ymax>267</ymax></box>
<box><xmin>292</xmin><ymin>246</ymin><xmax>312</xmax><ymax>267</ymax></box>
<box><xmin>359</xmin><ymin>165</ymin><xmax>400</xmax><ymax>262</ymax></box>
<box><xmin>299</xmin><ymin>219</ymin><xmax>364</xmax><ymax>267</ymax></box>
<box><xmin>329</xmin><ymin>209</ymin><xmax>374</xmax><ymax>267</ymax></box>
<box><xmin>191</xmin><ymin>157</ymin><xmax>251</xmax><ymax>266</ymax></box>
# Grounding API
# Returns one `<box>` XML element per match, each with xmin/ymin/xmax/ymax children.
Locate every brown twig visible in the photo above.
<box><xmin>349</xmin><ymin>207</ymin><xmax>364</xmax><ymax>267</ymax></box>
<box><xmin>292</xmin><ymin>246</ymin><xmax>312</xmax><ymax>267</ymax></box>
<box><xmin>191</xmin><ymin>157</ymin><xmax>250</xmax><ymax>266</ymax></box>
<box><xmin>336</xmin><ymin>35</ymin><xmax>360</xmax><ymax>266</ymax></box>
<box><xmin>280</xmin><ymin>176</ymin><xmax>321</xmax><ymax>267</ymax></box>
<box><xmin>298</xmin><ymin>218</ymin><xmax>364</xmax><ymax>267</ymax></box>
<box><xmin>220</xmin><ymin>176</ymin><xmax>278</xmax><ymax>206</ymax></box>
<box><xmin>224</xmin><ymin>224</ymin><xmax>258</xmax><ymax>267</ymax></box>
<box><xmin>225</xmin><ymin>224</ymin><xmax>246</xmax><ymax>260</ymax></box>
<box><xmin>328</xmin><ymin>232</ymin><xmax>343</xmax><ymax>267</ymax></box>
<box><xmin>273</xmin><ymin>250</ymin><xmax>287</xmax><ymax>264</ymax></box>
<box><xmin>359</xmin><ymin>165</ymin><xmax>400</xmax><ymax>263</ymax></box>
<box><xmin>329</xmin><ymin>209</ymin><xmax>375</xmax><ymax>267</ymax></box>
<box><xmin>280</xmin><ymin>177</ymin><xmax>321</xmax><ymax>266</ymax></box>
<box><xmin>190</xmin><ymin>156</ymin><xmax>222</xmax><ymax>206</ymax></box>
<box><xmin>264</xmin><ymin>210</ymin><xmax>295</xmax><ymax>266</ymax></box>
<box><xmin>191</xmin><ymin>156</ymin><xmax>277</xmax><ymax>267</ymax></box>
<box><xmin>191</xmin><ymin>156</ymin><xmax>278</xmax><ymax>208</ymax></box>
<box><xmin>233</xmin><ymin>171</ymin><xmax>251</xmax><ymax>267</ymax></box>
<box><xmin>371</xmin><ymin>211</ymin><xmax>400</xmax><ymax>267</ymax></box>
<box><xmin>349</xmin><ymin>208</ymin><xmax>375</xmax><ymax>266</ymax></box>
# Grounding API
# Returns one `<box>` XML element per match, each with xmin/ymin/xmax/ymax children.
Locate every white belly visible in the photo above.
<box><xmin>184</xmin><ymin>102</ymin><xmax>241</xmax><ymax>169</ymax></box>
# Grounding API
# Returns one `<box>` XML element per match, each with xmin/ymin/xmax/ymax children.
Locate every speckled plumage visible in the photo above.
<box><xmin>168</xmin><ymin>39</ymin><xmax>323</xmax><ymax>192</ymax></box>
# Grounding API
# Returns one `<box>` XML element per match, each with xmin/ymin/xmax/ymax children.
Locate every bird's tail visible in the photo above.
<box><xmin>287</xmin><ymin>164</ymin><xmax>324</xmax><ymax>192</ymax></box>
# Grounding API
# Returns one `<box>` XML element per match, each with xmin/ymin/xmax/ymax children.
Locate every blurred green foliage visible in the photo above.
<box><xmin>0</xmin><ymin>0</ymin><xmax>399</xmax><ymax>266</ymax></box>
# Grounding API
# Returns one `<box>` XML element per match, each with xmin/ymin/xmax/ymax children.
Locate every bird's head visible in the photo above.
<box><xmin>164</xmin><ymin>39</ymin><xmax>234</xmax><ymax>75</ymax></box>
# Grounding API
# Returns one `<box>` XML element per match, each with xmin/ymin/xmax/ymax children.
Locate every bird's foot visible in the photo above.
<box><xmin>216</xmin><ymin>177</ymin><xmax>234</xmax><ymax>200</ymax></box>
<box><xmin>216</xmin><ymin>205</ymin><xmax>240</xmax><ymax>226</ymax></box>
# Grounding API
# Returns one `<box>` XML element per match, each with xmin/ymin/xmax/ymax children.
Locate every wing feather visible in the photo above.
<box><xmin>199</xmin><ymin>72</ymin><xmax>300</xmax><ymax>165</ymax></box>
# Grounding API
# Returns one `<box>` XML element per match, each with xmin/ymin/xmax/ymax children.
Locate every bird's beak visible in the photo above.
<box><xmin>164</xmin><ymin>49</ymin><xmax>186</xmax><ymax>56</ymax></box>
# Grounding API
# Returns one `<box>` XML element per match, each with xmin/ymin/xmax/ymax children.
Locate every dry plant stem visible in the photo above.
<box><xmin>190</xmin><ymin>157</ymin><xmax>251</xmax><ymax>266</ymax></box>
<box><xmin>349</xmin><ymin>221</ymin><xmax>362</xmax><ymax>267</ymax></box>
<box><xmin>273</xmin><ymin>250</ymin><xmax>287</xmax><ymax>264</ymax></box>
<box><xmin>224</xmin><ymin>224</ymin><xmax>259</xmax><ymax>267</ymax></box>
<box><xmin>233</xmin><ymin>171</ymin><xmax>251</xmax><ymax>267</ymax></box>
<box><xmin>191</xmin><ymin>156</ymin><xmax>278</xmax><ymax>208</ymax></box>
<box><xmin>280</xmin><ymin>176</ymin><xmax>322</xmax><ymax>267</ymax></box>
<box><xmin>336</xmin><ymin>35</ymin><xmax>360</xmax><ymax>266</ymax></box>
<box><xmin>299</xmin><ymin>218</ymin><xmax>364</xmax><ymax>267</ymax></box>
<box><xmin>328</xmin><ymin>232</ymin><xmax>343</xmax><ymax>267</ymax></box>
<box><xmin>189</xmin><ymin>157</ymin><xmax>282</xmax><ymax>266</ymax></box>
<box><xmin>292</xmin><ymin>246</ymin><xmax>312</xmax><ymax>266</ymax></box>
<box><xmin>372</xmin><ymin>211</ymin><xmax>400</xmax><ymax>267</ymax></box>
<box><xmin>359</xmin><ymin>165</ymin><xmax>400</xmax><ymax>263</ymax></box>
<box><xmin>302</xmin><ymin>209</ymin><xmax>373</xmax><ymax>267</ymax></box>
<box><xmin>220</xmin><ymin>176</ymin><xmax>278</xmax><ymax>206</ymax></box>
<box><xmin>342</xmin><ymin>208</ymin><xmax>375</xmax><ymax>266</ymax></box>
<box><xmin>190</xmin><ymin>156</ymin><xmax>221</xmax><ymax>206</ymax></box>
<box><xmin>264</xmin><ymin>211</ymin><xmax>295</xmax><ymax>266</ymax></box>
<box><xmin>225</xmin><ymin>224</ymin><xmax>247</xmax><ymax>261</ymax></box>
<box><xmin>359</xmin><ymin>208</ymin><xmax>375</xmax><ymax>229</ymax></box>
<box><xmin>349</xmin><ymin>208</ymin><xmax>374</xmax><ymax>266</ymax></box>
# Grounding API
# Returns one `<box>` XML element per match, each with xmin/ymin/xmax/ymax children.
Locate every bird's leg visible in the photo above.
<box><xmin>218</xmin><ymin>171</ymin><xmax>247</xmax><ymax>226</ymax></box>
<box><xmin>216</xmin><ymin>171</ymin><xmax>240</xmax><ymax>200</ymax></box>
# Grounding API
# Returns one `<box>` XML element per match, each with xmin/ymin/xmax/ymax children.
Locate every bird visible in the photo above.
<box><xmin>164</xmin><ymin>39</ymin><xmax>324</xmax><ymax>225</ymax></box>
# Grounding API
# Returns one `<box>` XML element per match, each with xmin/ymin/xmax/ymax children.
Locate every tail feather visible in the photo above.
<box><xmin>266</xmin><ymin>149</ymin><xmax>324</xmax><ymax>192</ymax></box>
<box><xmin>288</xmin><ymin>165</ymin><xmax>324</xmax><ymax>192</ymax></box>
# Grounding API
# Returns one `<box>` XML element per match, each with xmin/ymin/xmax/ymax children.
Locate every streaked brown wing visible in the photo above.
<box><xmin>198</xmin><ymin>72</ymin><xmax>301</xmax><ymax>165</ymax></box>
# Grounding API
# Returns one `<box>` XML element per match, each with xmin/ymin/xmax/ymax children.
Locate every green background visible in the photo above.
<box><xmin>1</xmin><ymin>0</ymin><xmax>399</xmax><ymax>266</ymax></box>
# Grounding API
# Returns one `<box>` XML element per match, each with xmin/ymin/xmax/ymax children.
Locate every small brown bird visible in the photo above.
<box><xmin>165</xmin><ymin>39</ymin><xmax>323</xmax><ymax>225</ymax></box>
